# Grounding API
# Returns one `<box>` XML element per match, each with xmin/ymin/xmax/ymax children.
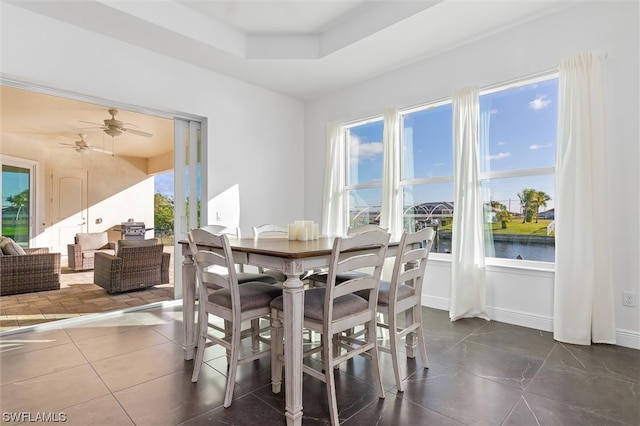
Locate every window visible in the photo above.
<box><xmin>479</xmin><ymin>75</ymin><xmax>558</xmax><ymax>262</ymax></box>
<box><xmin>345</xmin><ymin>118</ymin><xmax>384</xmax><ymax>228</ymax></box>
<box><xmin>400</xmin><ymin>101</ymin><xmax>454</xmax><ymax>253</ymax></box>
<box><xmin>336</xmin><ymin>72</ymin><xmax>558</xmax><ymax>264</ymax></box>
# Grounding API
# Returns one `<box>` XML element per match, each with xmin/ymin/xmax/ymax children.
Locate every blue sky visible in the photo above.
<box><xmin>154</xmin><ymin>171</ymin><xmax>174</xmax><ymax>198</ymax></box>
<box><xmin>154</xmin><ymin>166</ymin><xmax>201</xmax><ymax>200</ymax></box>
<box><xmin>2</xmin><ymin>167</ymin><xmax>29</xmax><ymax>208</ymax></box>
<box><xmin>348</xmin><ymin>78</ymin><xmax>558</xmax><ymax>213</ymax></box>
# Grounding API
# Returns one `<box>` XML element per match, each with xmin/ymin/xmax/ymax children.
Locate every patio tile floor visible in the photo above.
<box><xmin>0</xmin><ymin>249</ymin><xmax>176</xmax><ymax>332</ymax></box>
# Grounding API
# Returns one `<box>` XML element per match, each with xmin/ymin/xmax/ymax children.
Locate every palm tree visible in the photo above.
<box><xmin>532</xmin><ymin>190</ymin><xmax>551</xmax><ymax>223</ymax></box>
<box><xmin>6</xmin><ymin>189</ymin><xmax>29</xmax><ymax>221</ymax></box>
<box><xmin>517</xmin><ymin>189</ymin><xmax>536</xmax><ymax>223</ymax></box>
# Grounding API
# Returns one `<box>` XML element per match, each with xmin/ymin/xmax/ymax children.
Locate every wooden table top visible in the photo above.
<box><xmin>180</xmin><ymin>236</ymin><xmax>399</xmax><ymax>259</ymax></box>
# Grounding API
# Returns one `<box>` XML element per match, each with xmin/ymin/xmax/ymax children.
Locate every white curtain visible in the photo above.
<box><xmin>554</xmin><ymin>52</ymin><xmax>615</xmax><ymax>345</ymax></box>
<box><xmin>380</xmin><ymin>107</ymin><xmax>402</xmax><ymax>241</ymax></box>
<box><xmin>450</xmin><ymin>87</ymin><xmax>489</xmax><ymax>321</ymax></box>
<box><xmin>322</xmin><ymin>121</ymin><xmax>345</xmax><ymax>237</ymax></box>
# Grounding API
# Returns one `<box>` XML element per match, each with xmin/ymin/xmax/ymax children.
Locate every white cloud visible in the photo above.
<box><xmin>434</xmin><ymin>162</ymin><xmax>445</xmax><ymax>167</ymax></box>
<box><xmin>487</xmin><ymin>152</ymin><xmax>511</xmax><ymax>161</ymax></box>
<box><xmin>489</xmin><ymin>108</ymin><xmax>498</xmax><ymax>115</ymax></box>
<box><xmin>497</xmin><ymin>141</ymin><xmax>507</xmax><ymax>146</ymax></box>
<box><xmin>529</xmin><ymin>143</ymin><xmax>552</xmax><ymax>150</ymax></box>
<box><xmin>349</xmin><ymin>135</ymin><xmax>383</xmax><ymax>163</ymax></box>
<box><xmin>529</xmin><ymin>95</ymin><xmax>552</xmax><ymax>110</ymax></box>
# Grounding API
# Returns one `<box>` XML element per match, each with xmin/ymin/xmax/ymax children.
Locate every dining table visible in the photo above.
<box><xmin>179</xmin><ymin>235</ymin><xmax>406</xmax><ymax>426</ymax></box>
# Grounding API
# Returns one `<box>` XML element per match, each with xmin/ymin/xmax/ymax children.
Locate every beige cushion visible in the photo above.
<box><xmin>81</xmin><ymin>249</ymin><xmax>116</xmax><ymax>259</ymax></box>
<box><xmin>356</xmin><ymin>280</ymin><xmax>415</xmax><ymax>305</ymax></box>
<box><xmin>208</xmin><ymin>282</ymin><xmax>282</xmax><ymax>311</ymax></box>
<box><xmin>117</xmin><ymin>238</ymin><xmax>158</xmax><ymax>256</ymax></box>
<box><xmin>76</xmin><ymin>232</ymin><xmax>109</xmax><ymax>251</ymax></box>
<box><xmin>271</xmin><ymin>288</ymin><xmax>368</xmax><ymax>322</ymax></box>
<box><xmin>0</xmin><ymin>237</ymin><xmax>26</xmax><ymax>255</ymax></box>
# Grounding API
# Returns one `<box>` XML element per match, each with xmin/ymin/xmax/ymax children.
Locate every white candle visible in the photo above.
<box><xmin>312</xmin><ymin>223</ymin><xmax>319</xmax><ymax>240</ymax></box>
<box><xmin>298</xmin><ymin>225</ymin><xmax>309</xmax><ymax>241</ymax></box>
<box><xmin>288</xmin><ymin>224</ymin><xmax>298</xmax><ymax>240</ymax></box>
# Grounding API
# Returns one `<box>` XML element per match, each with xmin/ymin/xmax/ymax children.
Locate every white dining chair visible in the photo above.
<box><xmin>188</xmin><ymin>228</ymin><xmax>282</xmax><ymax>408</ymax></box>
<box><xmin>203</xmin><ymin>224</ymin><xmax>278</xmax><ymax>285</ymax></box>
<box><xmin>354</xmin><ymin>226</ymin><xmax>434</xmax><ymax>392</ymax></box>
<box><xmin>251</xmin><ymin>224</ymin><xmax>288</xmax><ymax>282</ymax></box>
<box><xmin>270</xmin><ymin>227</ymin><xmax>390</xmax><ymax>425</ymax></box>
<box><xmin>306</xmin><ymin>224</ymin><xmax>388</xmax><ymax>288</ymax></box>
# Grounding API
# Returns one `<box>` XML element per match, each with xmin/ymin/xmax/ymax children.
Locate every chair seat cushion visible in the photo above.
<box><xmin>307</xmin><ymin>271</ymin><xmax>368</xmax><ymax>285</ymax></box>
<box><xmin>209</xmin><ymin>282</ymin><xmax>282</xmax><ymax>311</ymax></box>
<box><xmin>237</xmin><ymin>272</ymin><xmax>278</xmax><ymax>285</ymax></box>
<box><xmin>81</xmin><ymin>249</ymin><xmax>115</xmax><ymax>259</ymax></box>
<box><xmin>355</xmin><ymin>280</ymin><xmax>415</xmax><ymax>305</ymax></box>
<box><xmin>270</xmin><ymin>288</ymin><xmax>368</xmax><ymax>322</ymax></box>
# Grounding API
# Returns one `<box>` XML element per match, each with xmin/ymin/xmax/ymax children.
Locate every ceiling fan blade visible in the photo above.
<box><xmin>74</xmin><ymin>126</ymin><xmax>105</xmax><ymax>131</ymax></box>
<box><xmin>90</xmin><ymin>146</ymin><xmax>114</xmax><ymax>155</ymax></box>
<box><xmin>79</xmin><ymin>120</ymin><xmax>105</xmax><ymax>126</ymax></box>
<box><xmin>123</xmin><ymin>128</ymin><xmax>153</xmax><ymax>138</ymax></box>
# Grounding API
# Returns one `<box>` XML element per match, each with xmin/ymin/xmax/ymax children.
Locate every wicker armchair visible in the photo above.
<box><xmin>93</xmin><ymin>239</ymin><xmax>170</xmax><ymax>294</ymax></box>
<box><xmin>0</xmin><ymin>248</ymin><xmax>61</xmax><ymax>295</ymax></box>
<box><xmin>67</xmin><ymin>232</ymin><xmax>116</xmax><ymax>271</ymax></box>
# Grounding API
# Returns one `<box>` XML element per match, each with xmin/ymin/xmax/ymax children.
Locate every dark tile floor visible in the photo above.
<box><xmin>1</xmin><ymin>305</ymin><xmax>638</xmax><ymax>425</ymax></box>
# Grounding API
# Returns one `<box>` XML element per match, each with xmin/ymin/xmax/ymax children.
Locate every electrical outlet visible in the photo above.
<box><xmin>623</xmin><ymin>291</ymin><xmax>636</xmax><ymax>307</ymax></box>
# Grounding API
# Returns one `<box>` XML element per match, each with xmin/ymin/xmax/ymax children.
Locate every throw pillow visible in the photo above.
<box><xmin>76</xmin><ymin>232</ymin><xmax>109</xmax><ymax>251</ymax></box>
<box><xmin>0</xmin><ymin>237</ymin><xmax>26</xmax><ymax>255</ymax></box>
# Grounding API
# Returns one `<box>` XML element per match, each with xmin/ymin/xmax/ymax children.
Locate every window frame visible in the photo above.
<box><xmin>336</xmin><ymin>71</ymin><xmax>558</xmax><ymax>269</ymax></box>
<box><xmin>343</xmin><ymin>116</ymin><xmax>384</xmax><ymax>231</ymax></box>
<box><xmin>478</xmin><ymin>72</ymin><xmax>558</xmax><ymax>267</ymax></box>
<box><xmin>398</xmin><ymin>98</ymin><xmax>454</xmax><ymax>257</ymax></box>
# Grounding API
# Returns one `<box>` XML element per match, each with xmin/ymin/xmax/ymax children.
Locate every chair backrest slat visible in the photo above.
<box><xmin>325</xmin><ymin>227</ymin><xmax>390</xmax><ymax>322</ymax></box>
<box><xmin>390</xmin><ymin>227</ymin><xmax>434</xmax><ymax>298</ymax></box>
<box><xmin>188</xmin><ymin>228</ymin><xmax>240</xmax><ymax>304</ymax></box>
<box><xmin>252</xmin><ymin>224</ymin><xmax>288</xmax><ymax>238</ymax></box>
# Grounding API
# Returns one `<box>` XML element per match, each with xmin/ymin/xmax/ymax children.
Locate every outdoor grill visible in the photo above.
<box><xmin>116</xmin><ymin>221</ymin><xmax>153</xmax><ymax>240</ymax></box>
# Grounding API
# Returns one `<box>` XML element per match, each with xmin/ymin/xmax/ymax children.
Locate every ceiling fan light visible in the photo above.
<box><xmin>104</xmin><ymin>127</ymin><xmax>122</xmax><ymax>137</ymax></box>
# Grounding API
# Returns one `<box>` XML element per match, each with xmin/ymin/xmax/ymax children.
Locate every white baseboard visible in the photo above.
<box><xmin>615</xmin><ymin>328</ymin><xmax>640</xmax><ymax>350</ymax></box>
<box><xmin>421</xmin><ymin>295</ymin><xmax>640</xmax><ymax>350</ymax></box>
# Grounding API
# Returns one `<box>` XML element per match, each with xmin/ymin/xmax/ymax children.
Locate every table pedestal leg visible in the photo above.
<box><xmin>283</xmin><ymin>260</ymin><xmax>305</xmax><ymax>426</ymax></box>
<box><xmin>181</xmin><ymin>245</ymin><xmax>196</xmax><ymax>360</ymax></box>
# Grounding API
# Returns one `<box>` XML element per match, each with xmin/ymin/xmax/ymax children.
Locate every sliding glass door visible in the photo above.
<box><xmin>173</xmin><ymin>118</ymin><xmax>204</xmax><ymax>297</ymax></box>
<box><xmin>1</xmin><ymin>156</ymin><xmax>36</xmax><ymax>248</ymax></box>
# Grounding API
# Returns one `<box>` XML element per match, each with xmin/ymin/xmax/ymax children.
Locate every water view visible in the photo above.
<box><xmin>434</xmin><ymin>237</ymin><xmax>555</xmax><ymax>262</ymax></box>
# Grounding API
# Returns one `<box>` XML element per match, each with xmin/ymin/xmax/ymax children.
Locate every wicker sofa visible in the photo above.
<box><xmin>94</xmin><ymin>238</ymin><xmax>170</xmax><ymax>294</ymax></box>
<box><xmin>0</xmin><ymin>238</ymin><xmax>61</xmax><ymax>296</ymax></box>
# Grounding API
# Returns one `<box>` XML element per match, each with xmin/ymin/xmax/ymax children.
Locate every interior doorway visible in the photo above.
<box><xmin>0</xmin><ymin>80</ymin><xmax>205</xmax><ymax>330</ymax></box>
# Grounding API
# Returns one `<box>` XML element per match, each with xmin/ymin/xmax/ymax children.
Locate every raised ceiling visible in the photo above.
<box><xmin>8</xmin><ymin>0</ymin><xmax>573</xmax><ymax>100</ymax></box>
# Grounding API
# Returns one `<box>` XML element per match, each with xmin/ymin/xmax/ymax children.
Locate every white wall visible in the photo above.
<box><xmin>303</xmin><ymin>2</ymin><xmax>640</xmax><ymax>348</ymax></box>
<box><xmin>1</xmin><ymin>3</ymin><xmax>306</xmax><ymax>239</ymax></box>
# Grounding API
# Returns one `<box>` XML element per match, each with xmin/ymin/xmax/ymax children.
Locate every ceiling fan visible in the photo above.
<box><xmin>58</xmin><ymin>134</ymin><xmax>112</xmax><ymax>155</ymax></box>
<box><xmin>79</xmin><ymin>108</ymin><xmax>153</xmax><ymax>138</ymax></box>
